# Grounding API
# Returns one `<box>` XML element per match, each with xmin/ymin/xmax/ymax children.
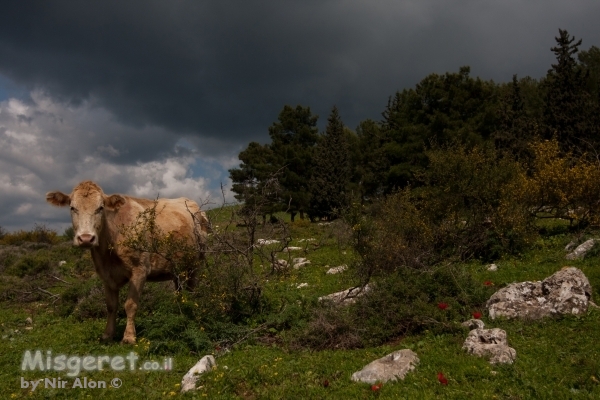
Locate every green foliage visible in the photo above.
<box><xmin>229</xmin><ymin>141</ymin><xmax>281</xmax><ymax>220</ymax></box>
<box><xmin>5</xmin><ymin>252</ymin><xmax>51</xmax><ymax>277</ymax></box>
<box><xmin>230</xmin><ymin>105</ymin><xmax>320</xmax><ymax>221</ymax></box>
<box><xmin>58</xmin><ymin>277</ymin><xmax>105</xmax><ymax>318</ymax></box>
<box><xmin>543</xmin><ymin>29</ymin><xmax>599</xmax><ymax>153</ymax></box>
<box><xmin>0</xmin><ymin>245</ymin><xmax>26</xmax><ymax>273</ymax></box>
<box><xmin>349</xmin><ymin>143</ymin><xmax>534</xmax><ymax>278</ymax></box>
<box><xmin>268</xmin><ymin>105</ymin><xmax>320</xmax><ymax>220</ymax></box>
<box><xmin>493</xmin><ymin>74</ymin><xmax>540</xmax><ymax>162</ymax></box>
<box><xmin>373</xmin><ymin>66</ymin><xmax>499</xmax><ymax>192</ymax></box>
<box><xmin>308</xmin><ymin>106</ymin><xmax>352</xmax><ymax>220</ymax></box>
<box><xmin>297</xmin><ymin>265</ymin><xmax>491</xmax><ymax>350</ymax></box>
<box><xmin>63</xmin><ymin>226</ymin><xmax>75</xmax><ymax>241</ymax></box>
<box><xmin>579</xmin><ymin>45</ymin><xmax>600</xmax><ymax>97</ymax></box>
<box><xmin>354</xmin><ymin>119</ymin><xmax>389</xmax><ymax>198</ymax></box>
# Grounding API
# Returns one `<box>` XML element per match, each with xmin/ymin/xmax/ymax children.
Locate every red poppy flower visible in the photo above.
<box><xmin>437</xmin><ymin>372</ymin><xmax>448</xmax><ymax>385</ymax></box>
<box><xmin>323</xmin><ymin>380</ymin><xmax>329</xmax><ymax>388</ymax></box>
<box><xmin>438</xmin><ymin>302</ymin><xmax>449</xmax><ymax>310</ymax></box>
<box><xmin>472</xmin><ymin>311</ymin><xmax>482</xmax><ymax>319</ymax></box>
<box><xmin>371</xmin><ymin>383</ymin><xmax>382</xmax><ymax>391</ymax></box>
<box><xmin>484</xmin><ymin>280</ymin><xmax>493</xmax><ymax>286</ymax></box>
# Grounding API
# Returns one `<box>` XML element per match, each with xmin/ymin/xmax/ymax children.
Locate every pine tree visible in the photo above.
<box><xmin>308</xmin><ymin>106</ymin><xmax>351</xmax><ymax>220</ymax></box>
<box><xmin>493</xmin><ymin>75</ymin><xmax>539</xmax><ymax>161</ymax></box>
<box><xmin>229</xmin><ymin>141</ymin><xmax>280</xmax><ymax>220</ymax></box>
<box><xmin>267</xmin><ymin>105</ymin><xmax>319</xmax><ymax>221</ymax></box>
<box><xmin>543</xmin><ymin>29</ymin><xmax>595</xmax><ymax>152</ymax></box>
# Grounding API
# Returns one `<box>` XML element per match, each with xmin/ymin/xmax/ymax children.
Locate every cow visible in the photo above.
<box><xmin>46</xmin><ymin>181</ymin><xmax>208</xmax><ymax>344</ymax></box>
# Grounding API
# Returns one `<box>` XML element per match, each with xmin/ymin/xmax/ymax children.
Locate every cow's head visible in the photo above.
<box><xmin>46</xmin><ymin>181</ymin><xmax>125</xmax><ymax>247</ymax></box>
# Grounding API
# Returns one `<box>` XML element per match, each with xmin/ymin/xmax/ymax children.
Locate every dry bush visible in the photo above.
<box><xmin>0</xmin><ymin>224</ymin><xmax>61</xmax><ymax>245</ymax></box>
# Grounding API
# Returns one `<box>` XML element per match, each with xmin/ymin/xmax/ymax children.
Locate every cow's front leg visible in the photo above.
<box><xmin>101</xmin><ymin>285</ymin><xmax>118</xmax><ymax>341</ymax></box>
<box><xmin>122</xmin><ymin>274</ymin><xmax>146</xmax><ymax>344</ymax></box>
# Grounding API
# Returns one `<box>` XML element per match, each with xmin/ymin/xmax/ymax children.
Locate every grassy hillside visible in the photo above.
<box><xmin>1</xmin><ymin>213</ymin><xmax>600</xmax><ymax>399</ymax></box>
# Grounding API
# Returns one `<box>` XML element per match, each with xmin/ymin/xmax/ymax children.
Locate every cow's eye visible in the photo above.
<box><xmin>96</xmin><ymin>206</ymin><xmax>104</xmax><ymax>213</ymax></box>
<box><xmin>70</xmin><ymin>206</ymin><xmax>77</xmax><ymax>213</ymax></box>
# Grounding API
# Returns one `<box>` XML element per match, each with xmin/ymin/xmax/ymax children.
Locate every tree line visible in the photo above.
<box><xmin>229</xmin><ymin>29</ymin><xmax>600</xmax><ymax>222</ymax></box>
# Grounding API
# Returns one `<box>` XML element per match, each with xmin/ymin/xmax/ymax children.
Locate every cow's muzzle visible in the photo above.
<box><xmin>77</xmin><ymin>233</ymin><xmax>97</xmax><ymax>247</ymax></box>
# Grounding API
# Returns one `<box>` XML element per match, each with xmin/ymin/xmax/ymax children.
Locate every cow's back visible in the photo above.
<box><xmin>107</xmin><ymin>196</ymin><xmax>206</xmax><ymax>246</ymax></box>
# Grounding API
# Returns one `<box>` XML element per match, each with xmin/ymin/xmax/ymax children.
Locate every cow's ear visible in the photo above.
<box><xmin>46</xmin><ymin>191</ymin><xmax>71</xmax><ymax>207</ymax></box>
<box><xmin>105</xmin><ymin>194</ymin><xmax>126</xmax><ymax>210</ymax></box>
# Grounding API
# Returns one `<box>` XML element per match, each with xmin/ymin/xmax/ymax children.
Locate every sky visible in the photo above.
<box><xmin>0</xmin><ymin>0</ymin><xmax>599</xmax><ymax>232</ymax></box>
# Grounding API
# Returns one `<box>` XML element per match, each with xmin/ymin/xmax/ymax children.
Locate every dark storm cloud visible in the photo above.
<box><xmin>1</xmin><ymin>0</ymin><xmax>598</xmax><ymax>145</ymax></box>
<box><xmin>1</xmin><ymin>0</ymin><xmax>599</xmax><ymax>231</ymax></box>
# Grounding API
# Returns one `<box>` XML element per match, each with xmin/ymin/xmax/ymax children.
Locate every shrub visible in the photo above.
<box><xmin>0</xmin><ymin>246</ymin><xmax>27</xmax><ymax>274</ymax></box>
<box><xmin>5</xmin><ymin>252</ymin><xmax>51</xmax><ymax>277</ymax></box>
<box><xmin>63</xmin><ymin>227</ymin><xmax>75</xmax><ymax>241</ymax></box>
<box><xmin>296</xmin><ymin>264</ymin><xmax>491</xmax><ymax>349</ymax></box>
<box><xmin>0</xmin><ymin>224</ymin><xmax>61</xmax><ymax>245</ymax></box>
<box><xmin>310</xmin><ymin>142</ymin><xmax>532</xmax><ymax>350</ymax></box>
<box><xmin>517</xmin><ymin>138</ymin><xmax>600</xmax><ymax>227</ymax></box>
<box><xmin>348</xmin><ymin>142</ymin><xmax>535</xmax><ymax>280</ymax></box>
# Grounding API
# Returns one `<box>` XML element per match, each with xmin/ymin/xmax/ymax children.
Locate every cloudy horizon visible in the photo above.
<box><xmin>1</xmin><ymin>1</ymin><xmax>599</xmax><ymax>233</ymax></box>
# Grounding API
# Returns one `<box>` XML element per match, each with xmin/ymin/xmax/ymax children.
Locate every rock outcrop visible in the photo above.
<box><xmin>566</xmin><ymin>239</ymin><xmax>596</xmax><ymax>260</ymax></box>
<box><xmin>292</xmin><ymin>258</ymin><xmax>311</xmax><ymax>269</ymax></box>
<box><xmin>486</xmin><ymin>267</ymin><xmax>591</xmax><ymax>320</ymax></box>
<box><xmin>181</xmin><ymin>355</ymin><xmax>216</xmax><ymax>393</ymax></box>
<box><xmin>318</xmin><ymin>284</ymin><xmax>370</xmax><ymax>305</ymax></box>
<box><xmin>326</xmin><ymin>264</ymin><xmax>347</xmax><ymax>274</ymax></box>
<box><xmin>351</xmin><ymin>349</ymin><xmax>419</xmax><ymax>384</ymax></box>
<box><xmin>462</xmin><ymin>327</ymin><xmax>516</xmax><ymax>364</ymax></box>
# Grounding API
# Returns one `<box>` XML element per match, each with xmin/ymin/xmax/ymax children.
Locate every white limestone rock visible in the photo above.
<box><xmin>486</xmin><ymin>267</ymin><xmax>592</xmax><ymax>320</ymax></box>
<box><xmin>292</xmin><ymin>258</ymin><xmax>311</xmax><ymax>269</ymax></box>
<box><xmin>326</xmin><ymin>264</ymin><xmax>347</xmax><ymax>274</ymax></box>
<box><xmin>463</xmin><ymin>328</ymin><xmax>516</xmax><ymax>364</ymax></box>
<box><xmin>181</xmin><ymin>355</ymin><xmax>216</xmax><ymax>393</ymax></box>
<box><xmin>319</xmin><ymin>284</ymin><xmax>370</xmax><ymax>305</ymax></box>
<box><xmin>351</xmin><ymin>349</ymin><xmax>419</xmax><ymax>384</ymax></box>
<box><xmin>461</xmin><ymin>319</ymin><xmax>485</xmax><ymax>330</ymax></box>
<box><xmin>256</xmin><ymin>239</ymin><xmax>280</xmax><ymax>246</ymax></box>
<box><xmin>566</xmin><ymin>239</ymin><xmax>596</xmax><ymax>260</ymax></box>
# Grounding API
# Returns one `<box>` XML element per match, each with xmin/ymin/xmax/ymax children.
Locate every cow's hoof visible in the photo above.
<box><xmin>121</xmin><ymin>337</ymin><xmax>136</xmax><ymax>345</ymax></box>
<box><xmin>100</xmin><ymin>334</ymin><xmax>114</xmax><ymax>343</ymax></box>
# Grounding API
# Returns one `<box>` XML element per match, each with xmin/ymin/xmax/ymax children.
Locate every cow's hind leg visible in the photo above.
<box><xmin>102</xmin><ymin>285</ymin><xmax>118</xmax><ymax>341</ymax></box>
<box><xmin>122</xmin><ymin>273</ymin><xmax>146</xmax><ymax>344</ymax></box>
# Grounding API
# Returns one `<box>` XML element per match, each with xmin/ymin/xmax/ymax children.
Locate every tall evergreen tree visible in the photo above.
<box><xmin>268</xmin><ymin>105</ymin><xmax>319</xmax><ymax>221</ymax></box>
<box><xmin>377</xmin><ymin>66</ymin><xmax>498</xmax><ymax>192</ymax></box>
<box><xmin>308</xmin><ymin>106</ymin><xmax>351</xmax><ymax>220</ymax></box>
<box><xmin>543</xmin><ymin>29</ymin><xmax>596</xmax><ymax>152</ymax></box>
<box><xmin>578</xmin><ymin>45</ymin><xmax>600</xmax><ymax>98</ymax></box>
<box><xmin>229</xmin><ymin>141</ymin><xmax>280</xmax><ymax>220</ymax></box>
<box><xmin>355</xmin><ymin>119</ymin><xmax>389</xmax><ymax>199</ymax></box>
<box><xmin>493</xmin><ymin>75</ymin><xmax>539</xmax><ymax>161</ymax></box>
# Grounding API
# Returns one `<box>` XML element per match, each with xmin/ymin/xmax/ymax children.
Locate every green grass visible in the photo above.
<box><xmin>2</xmin><ymin>215</ymin><xmax>600</xmax><ymax>398</ymax></box>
